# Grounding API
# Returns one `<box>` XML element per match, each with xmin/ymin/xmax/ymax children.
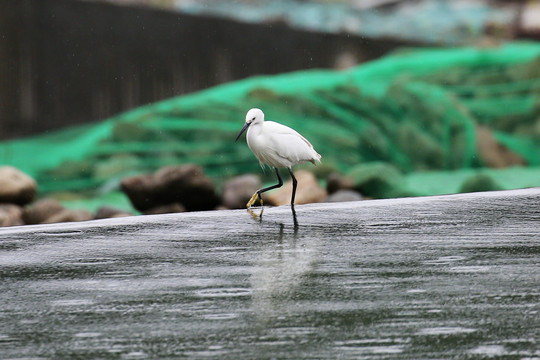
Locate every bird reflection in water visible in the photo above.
<box><xmin>249</xmin><ymin>206</ymin><xmax>318</xmax><ymax>323</ymax></box>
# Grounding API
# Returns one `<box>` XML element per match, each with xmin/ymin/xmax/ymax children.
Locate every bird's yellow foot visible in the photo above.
<box><xmin>247</xmin><ymin>207</ymin><xmax>264</xmax><ymax>220</ymax></box>
<box><xmin>247</xmin><ymin>207</ymin><xmax>258</xmax><ymax>219</ymax></box>
<box><xmin>246</xmin><ymin>192</ymin><xmax>263</xmax><ymax>208</ymax></box>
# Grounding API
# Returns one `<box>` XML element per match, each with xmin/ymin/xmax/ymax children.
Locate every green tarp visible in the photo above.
<box><xmin>1</xmin><ymin>42</ymin><xmax>540</xmax><ymax>210</ymax></box>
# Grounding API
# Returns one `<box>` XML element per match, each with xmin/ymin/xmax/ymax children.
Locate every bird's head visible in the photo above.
<box><xmin>235</xmin><ymin>108</ymin><xmax>264</xmax><ymax>142</ymax></box>
<box><xmin>245</xmin><ymin>108</ymin><xmax>264</xmax><ymax>124</ymax></box>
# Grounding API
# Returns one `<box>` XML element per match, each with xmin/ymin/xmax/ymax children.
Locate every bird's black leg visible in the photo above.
<box><xmin>288</xmin><ymin>167</ymin><xmax>298</xmax><ymax>207</ymax></box>
<box><xmin>258</xmin><ymin>167</ymin><xmax>284</xmax><ymax>198</ymax></box>
<box><xmin>247</xmin><ymin>167</ymin><xmax>283</xmax><ymax>208</ymax></box>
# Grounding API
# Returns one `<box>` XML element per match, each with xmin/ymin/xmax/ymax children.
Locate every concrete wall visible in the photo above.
<box><xmin>0</xmin><ymin>0</ymin><xmax>406</xmax><ymax>139</ymax></box>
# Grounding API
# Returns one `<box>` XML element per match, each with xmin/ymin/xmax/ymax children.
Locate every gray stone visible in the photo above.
<box><xmin>325</xmin><ymin>190</ymin><xmax>363</xmax><ymax>203</ymax></box>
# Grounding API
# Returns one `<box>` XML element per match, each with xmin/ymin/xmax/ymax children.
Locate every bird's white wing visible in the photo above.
<box><xmin>264</xmin><ymin>121</ymin><xmax>321</xmax><ymax>166</ymax></box>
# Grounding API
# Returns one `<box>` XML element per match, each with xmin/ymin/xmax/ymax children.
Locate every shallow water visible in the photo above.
<box><xmin>0</xmin><ymin>189</ymin><xmax>539</xmax><ymax>359</ymax></box>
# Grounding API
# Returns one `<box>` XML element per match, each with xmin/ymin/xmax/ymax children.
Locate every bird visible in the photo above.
<box><xmin>235</xmin><ymin>108</ymin><xmax>321</xmax><ymax>209</ymax></box>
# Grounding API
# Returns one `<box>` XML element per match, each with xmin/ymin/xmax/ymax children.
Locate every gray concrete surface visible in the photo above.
<box><xmin>0</xmin><ymin>188</ymin><xmax>539</xmax><ymax>359</ymax></box>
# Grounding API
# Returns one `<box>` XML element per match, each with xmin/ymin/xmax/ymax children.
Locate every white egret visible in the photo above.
<box><xmin>235</xmin><ymin>108</ymin><xmax>321</xmax><ymax>208</ymax></box>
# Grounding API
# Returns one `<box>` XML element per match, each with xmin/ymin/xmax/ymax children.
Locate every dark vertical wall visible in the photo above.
<box><xmin>0</xmin><ymin>0</ymin><xmax>404</xmax><ymax>139</ymax></box>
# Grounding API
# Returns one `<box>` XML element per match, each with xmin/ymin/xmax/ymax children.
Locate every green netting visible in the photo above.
<box><xmin>1</xmin><ymin>42</ymin><xmax>540</xmax><ymax>210</ymax></box>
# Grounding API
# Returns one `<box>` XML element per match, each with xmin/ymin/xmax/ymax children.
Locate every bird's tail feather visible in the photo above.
<box><xmin>310</xmin><ymin>152</ymin><xmax>322</xmax><ymax>165</ymax></box>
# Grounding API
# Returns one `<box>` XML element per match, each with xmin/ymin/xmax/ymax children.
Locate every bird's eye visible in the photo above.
<box><xmin>252</xmin><ymin>117</ymin><xmax>255</xmax><ymax>121</ymax></box>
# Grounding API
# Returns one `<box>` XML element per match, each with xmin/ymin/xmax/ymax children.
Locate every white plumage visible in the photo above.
<box><xmin>235</xmin><ymin>108</ymin><xmax>321</xmax><ymax>208</ymax></box>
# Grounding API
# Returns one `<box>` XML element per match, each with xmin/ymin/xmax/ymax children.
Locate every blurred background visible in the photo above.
<box><xmin>1</xmin><ymin>0</ymin><xmax>540</xmax><ymax>224</ymax></box>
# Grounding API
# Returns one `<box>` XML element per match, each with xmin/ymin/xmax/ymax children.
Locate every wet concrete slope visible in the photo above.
<box><xmin>0</xmin><ymin>189</ymin><xmax>539</xmax><ymax>358</ymax></box>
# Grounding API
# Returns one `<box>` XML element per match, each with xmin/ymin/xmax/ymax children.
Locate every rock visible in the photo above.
<box><xmin>326</xmin><ymin>172</ymin><xmax>354</xmax><ymax>194</ymax></box>
<box><xmin>459</xmin><ymin>173</ymin><xmax>503</xmax><ymax>194</ymax></box>
<box><xmin>0</xmin><ymin>166</ymin><xmax>37</xmax><ymax>205</ymax></box>
<box><xmin>348</xmin><ymin>162</ymin><xmax>416</xmax><ymax>199</ymax></box>
<box><xmin>153</xmin><ymin>165</ymin><xmax>219</xmax><ymax>211</ymax></box>
<box><xmin>265</xmin><ymin>170</ymin><xmax>327</xmax><ymax>206</ymax></box>
<box><xmin>0</xmin><ymin>204</ymin><xmax>24</xmax><ymax>227</ymax></box>
<box><xmin>22</xmin><ymin>198</ymin><xmax>65</xmax><ymax>225</ymax></box>
<box><xmin>95</xmin><ymin>206</ymin><xmax>132</xmax><ymax>219</ymax></box>
<box><xmin>24</xmin><ymin>198</ymin><xmax>93</xmax><ymax>225</ymax></box>
<box><xmin>119</xmin><ymin>173</ymin><xmax>155</xmax><ymax>212</ymax></box>
<box><xmin>121</xmin><ymin>165</ymin><xmax>220</xmax><ymax>212</ymax></box>
<box><xmin>42</xmin><ymin>209</ymin><xmax>94</xmax><ymax>224</ymax></box>
<box><xmin>222</xmin><ymin>174</ymin><xmax>261</xmax><ymax>209</ymax></box>
<box><xmin>324</xmin><ymin>190</ymin><xmax>363</xmax><ymax>203</ymax></box>
<box><xmin>144</xmin><ymin>203</ymin><xmax>186</xmax><ymax>215</ymax></box>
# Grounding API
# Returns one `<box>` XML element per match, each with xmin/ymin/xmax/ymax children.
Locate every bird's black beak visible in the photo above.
<box><xmin>235</xmin><ymin>122</ymin><xmax>250</xmax><ymax>142</ymax></box>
